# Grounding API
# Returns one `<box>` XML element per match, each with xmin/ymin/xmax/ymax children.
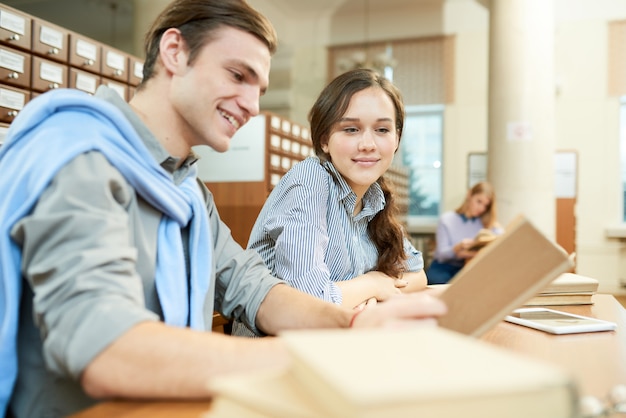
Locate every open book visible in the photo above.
<box><xmin>467</xmin><ymin>228</ymin><xmax>499</xmax><ymax>251</ymax></box>
<box><xmin>437</xmin><ymin>215</ymin><xmax>575</xmax><ymax>337</ymax></box>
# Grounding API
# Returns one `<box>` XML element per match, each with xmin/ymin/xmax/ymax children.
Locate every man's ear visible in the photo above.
<box><xmin>159</xmin><ymin>28</ymin><xmax>188</xmax><ymax>75</ymax></box>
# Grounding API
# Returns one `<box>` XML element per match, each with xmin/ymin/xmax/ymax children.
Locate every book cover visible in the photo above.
<box><xmin>539</xmin><ymin>273</ymin><xmax>599</xmax><ymax>294</ymax></box>
<box><xmin>278</xmin><ymin>327</ymin><xmax>577</xmax><ymax>418</ymax></box>
<box><xmin>521</xmin><ymin>273</ymin><xmax>598</xmax><ymax>306</ymax></box>
<box><xmin>524</xmin><ymin>292</ymin><xmax>594</xmax><ymax>306</ymax></box>
<box><xmin>438</xmin><ymin>215</ymin><xmax>574</xmax><ymax>337</ymax></box>
<box><xmin>206</xmin><ymin>369</ymin><xmax>320</xmax><ymax>418</ymax></box>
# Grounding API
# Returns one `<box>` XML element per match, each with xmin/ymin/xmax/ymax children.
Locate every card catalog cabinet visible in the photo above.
<box><xmin>386</xmin><ymin>165</ymin><xmax>410</xmax><ymax>228</ymax></box>
<box><xmin>0</xmin><ymin>2</ymin><xmax>144</xmax><ymax>127</ymax></box>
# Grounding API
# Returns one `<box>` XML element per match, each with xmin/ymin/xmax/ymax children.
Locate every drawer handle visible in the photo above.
<box><xmin>7</xmin><ymin>110</ymin><xmax>18</xmax><ymax>117</ymax></box>
<box><xmin>7</xmin><ymin>72</ymin><xmax>18</xmax><ymax>79</ymax></box>
<box><xmin>8</xmin><ymin>34</ymin><xmax>20</xmax><ymax>41</ymax></box>
<box><xmin>48</xmin><ymin>47</ymin><xmax>59</xmax><ymax>55</ymax></box>
<box><xmin>48</xmin><ymin>82</ymin><xmax>59</xmax><ymax>89</ymax></box>
<box><xmin>114</xmin><ymin>69</ymin><xmax>123</xmax><ymax>77</ymax></box>
<box><xmin>84</xmin><ymin>59</ymin><xmax>94</xmax><ymax>66</ymax></box>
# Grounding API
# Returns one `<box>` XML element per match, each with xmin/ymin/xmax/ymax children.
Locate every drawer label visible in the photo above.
<box><xmin>0</xmin><ymin>48</ymin><xmax>24</xmax><ymax>73</ymax></box>
<box><xmin>40</xmin><ymin>25</ymin><xmax>63</xmax><ymax>49</ymax></box>
<box><xmin>76</xmin><ymin>39</ymin><xmax>97</xmax><ymax>61</ymax></box>
<box><xmin>40</xmin><ymin>61</ymin><xmax>63</xmax><ymax>84</ymax></box>
<box><xmin>0</xmin><ymin>87</ymin><xmax>25</xmax><ymax>110</ymax></box>
<box><xmin>0</xmin><ymin>11</ymin><xmax>25</xmax><ymax>35</ymax></box>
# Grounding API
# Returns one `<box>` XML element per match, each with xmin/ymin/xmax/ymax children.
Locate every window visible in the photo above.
<box><xmin>400</xmin><ymin>105</ymin><xmax>443</xmax><ymax>224</ymax></box>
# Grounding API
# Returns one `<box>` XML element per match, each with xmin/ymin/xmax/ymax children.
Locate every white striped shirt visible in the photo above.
<box><xmin>247</xmin><ymin>156</ymin><xmax>423</xmax><ymax>305</ymax></box>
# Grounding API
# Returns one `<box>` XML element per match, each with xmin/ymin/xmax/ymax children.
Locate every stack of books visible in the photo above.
<box><xmin>524</xmin><ymin>273</ymin><xmax>598</xmax><ymax>306</ymax></box>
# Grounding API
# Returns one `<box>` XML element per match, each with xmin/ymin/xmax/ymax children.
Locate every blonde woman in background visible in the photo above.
<box><xmin>426</xmin><ymin>181</ymin><xmax>503</xmax><ymax>284</ymax></box>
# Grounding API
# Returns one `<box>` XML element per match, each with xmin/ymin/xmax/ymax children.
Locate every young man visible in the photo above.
<box><xmin>0</xmin><ymin>1</ymin><xmax>446</xmax><ymax>417</ymax></box>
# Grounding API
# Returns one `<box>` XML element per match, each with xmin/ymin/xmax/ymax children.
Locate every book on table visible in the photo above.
<box><xmin>523</xmin><ymin>273</ymin><xmax>598</xmax><ymax>306</ymax></box>
<box><xmin>207</xmin><ymin>327</ymin><xmax>577</xmax><ymax>418</ymax></box>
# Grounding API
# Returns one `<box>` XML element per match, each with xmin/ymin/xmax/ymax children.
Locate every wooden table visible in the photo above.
<box><xmin>481</xmin><ymin>293</ymin><xmax>626</xmax><ymax>399</ymax></box>
<box><xmin>70</xmin><ymin>294</ymin><xmax>626</xmax><ymax>417</ymax></box>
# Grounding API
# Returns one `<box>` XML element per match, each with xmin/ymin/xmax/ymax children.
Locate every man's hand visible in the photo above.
<box><xmin>350</xmin><ymin>292</ymin><xmax>447</xmax><ymax>329</ymax></box>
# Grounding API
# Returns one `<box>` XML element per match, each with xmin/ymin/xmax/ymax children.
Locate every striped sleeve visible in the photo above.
<box><xmin>403</xmin><ymin>237</ymin><xmax>425</xmax><ymax>271</ymax></box>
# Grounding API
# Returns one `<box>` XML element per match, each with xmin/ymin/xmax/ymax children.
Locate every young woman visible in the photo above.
<box><xmin>426</xmin><ymin>181</ymin><xmax>503</xmax><ymax>285</ymax></box>
<box><xmin>232</xmin><ymin>68</ymin><xmax>428</xmax><ymax>337</ymax></box>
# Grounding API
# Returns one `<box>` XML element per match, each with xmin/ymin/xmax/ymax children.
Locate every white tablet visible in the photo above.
<box><xmin>505</xmin><ymin>308</ymin><xmax>617</xmax><ymax>335</ymax></box>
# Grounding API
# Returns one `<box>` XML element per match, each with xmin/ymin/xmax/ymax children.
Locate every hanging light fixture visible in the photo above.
<box><xmin>337</xmin><ymin>0</ymin><xmax>397</xmax><ymax>76</ymax></box>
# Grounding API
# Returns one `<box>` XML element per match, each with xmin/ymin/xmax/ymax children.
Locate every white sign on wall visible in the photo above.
<box><xmin>467</xmin><ymin>152</ymin><xmax>487</xmax><ymax>189</ymax></box>
<box><xmin>554</xmin><ymin>151</ymin><xmax>577</xmax><ymax>198</ymax></box>
<box><xmin>194</xmin><ymin>115</ymin><xmax>266</xmax><ymax>182</ymax></box>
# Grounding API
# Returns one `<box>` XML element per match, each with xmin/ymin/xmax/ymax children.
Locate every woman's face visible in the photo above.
<box><xmin>467</xmin><ymin>192</ymin><xmax>491</xmax><ymax>218</ymax></box>
<box><xmin>321</xmin><ymin>87</ymin><xmax>399</xmax><ymax>198</ymax></box>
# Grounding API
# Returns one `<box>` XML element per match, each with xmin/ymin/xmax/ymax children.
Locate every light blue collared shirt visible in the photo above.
<box><xmin>246</xmin><ymin>157</ymin><xmax>423</xmax><ymax>305</ymax></box>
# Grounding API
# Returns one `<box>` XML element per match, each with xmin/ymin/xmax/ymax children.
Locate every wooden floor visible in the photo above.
<box><xmin>615</xmin><ymin>295</ymin><xmax>626</xmax><ymax>308</ymax></box>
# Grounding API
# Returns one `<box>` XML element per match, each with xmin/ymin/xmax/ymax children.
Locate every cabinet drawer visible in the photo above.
<box><xmin>101</xmin><ymin>46</ymin><xmax>128</xmax><ymax>82</ymax></box>
<box><xmin>31</xmin><ymin>56</ymin><xmax>67</xmax><ymax>92</ymax></box>
<box><xmin>69</xmin><ymin>32</ymin><xmax>101</xmax><ymax>74</ymax></box>
<box><xmin>102</xmin><ymin>77</ymin><xmax>128</xmax><ymax>101</ymax></box>
<box><xmin>0</xmin><ymin>84</ymin><xmax>29</xmax><ymax>123</ymax></box>
<box><xmin>128</xmin><ymin>56</ymin><xmax>143</xmax><ymax>86</ymax></box>
<box><xmin>0</xmin><ymin>121</ymin><xmax>9</xmax><ymax>147</ymax></box>
<box><xmin>32</xmin><ymin>18</ymin><xmax>69</xmax><ymax>63</ymax></box>
<box><xmin>69</xmin><ymin>67</ymin><xmax>101</xmax><ymax>95</ymax></box>
<box><xmin>0</xmin><ymin>7</ymin><xmax>31</xmax><ymax>52</ymax></box>
<box><xmin>0</xmin><ymin>46</ymin><xmax>30</xmax><ymax>88</ymax></box>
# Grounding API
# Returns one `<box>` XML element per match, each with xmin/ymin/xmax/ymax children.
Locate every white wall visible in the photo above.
<box><xmin>554</xmin><ymin>10</ymin><xmax>625</xmax><ymax>293</ymax></box>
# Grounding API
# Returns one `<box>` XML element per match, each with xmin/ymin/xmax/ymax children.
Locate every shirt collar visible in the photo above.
<box><xmin>460</xmin><ymin>213</ymin><xmax>478</xmax><ymax>223</ymax></box>
<box><xmin>321</xmin><ymin>159</ymin><xmax>386</xmax><ymax>218</ymax></box>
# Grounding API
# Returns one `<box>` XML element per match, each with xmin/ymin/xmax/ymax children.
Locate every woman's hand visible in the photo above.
<box><xmin>336</xmin><ymin>271</ymin><xmax>400</xmax><ymax>309</ymax></box>
<box><xmin>454</xmin><ymin>239</ymin><xmax>478</xmax><ymax>260</ymax></box>
<box><xmin>366</xmin><ymin>271</ymin><xmax>403</xmax><ymax>301</ymax></box>
<box><xmin>394</xmin><ymin>278</ymin><xmax>408</xmax><ymax>289</ymax></box>
<box><xmin>338</xmin><ymin>270</ymin><xmax>428</xmax><ymax>310</ymax></box>
<box><xmin>354</xmin><ymin>297</ymin><xmax>378</xmax><ymax>311</ymax></box>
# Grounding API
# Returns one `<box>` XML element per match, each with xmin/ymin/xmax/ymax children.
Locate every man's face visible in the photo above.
<box><xmin>170</xmin><ymin>26</ymin><xmax>271</xmax><ymax>152</ymax></box>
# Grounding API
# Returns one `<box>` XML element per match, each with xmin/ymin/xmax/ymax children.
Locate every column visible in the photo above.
<box><xmin>487</xmin><ymin>0</ymin><xmax>556</xmax><ymax>238</ymax></box>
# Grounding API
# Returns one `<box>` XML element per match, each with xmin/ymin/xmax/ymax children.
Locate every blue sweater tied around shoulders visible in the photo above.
<box><xmin>0</xmin><ymin>89</ymin><xmax>212</xmax><ymax>415</ymax></box>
